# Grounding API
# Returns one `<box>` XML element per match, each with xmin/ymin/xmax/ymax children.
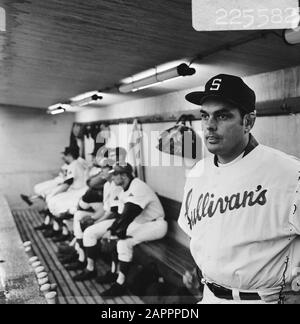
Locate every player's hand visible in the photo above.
<box><xmin>80</xmin><ymin>216</ymin><xmax>95</xmax><ymax>232</ymax></box>
<box><xmin>102</xmin><ymin>230</ymin><xmax>112</xmax><ymax>241</ymax></box>
<box><xmin>81</xmin><ymin>215</ymin><xmax>93</xmax><ymax>223</ymax></box>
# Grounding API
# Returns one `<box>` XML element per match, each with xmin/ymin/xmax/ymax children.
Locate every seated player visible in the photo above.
<box><xmin>20</xmin><ymin>149</ymin><xmax>69</xmax><ymax>206</ymax></box>
<box><xmin>74</xmin><ymin>163</ymin><xmax>168</xmax><ymax>299</ymax></box>
<box><xmin>65</xmin><ymin>158</ymin><xmax>123</xmax><ymax>277</ymax></box>
<box><xmin>99</xmin><ymin>163</ymin><xmax>168</xmax><ymax>297</ymax></box>
<box><xmin>52</xmin><ymin>149</ymin><xmax>104</xmax><ymax>243</ymax></box>
<box><xmin>34</xmin><ymin>148</ymin><xmax>81</xmax><ymax>231</ymax></box>
<box><xmin>43</xmin><ymin>146</ymin><xmax>87</xmax><ymax>239</ymax></box>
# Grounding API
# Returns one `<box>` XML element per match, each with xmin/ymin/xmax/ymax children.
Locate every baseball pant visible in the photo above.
<box><xmin>73</xmin><ymin>205</ymin><xmax>103</xmax><ymax>239</ymax></box>
<box><xmin>117</xmin><ymin>218</ymin><xmax>168</xmax><ymax>263</ymax></box>
<box><xmin>34</xmin><ymin>177</ymin><xmax>62</xmax><ymax>198</ymax></box>
<box><xmin>47</xmin><ymin>187</ymin><xmax>87</xmax><ymax>217</ymax></box>
<box><xmin>83</xmin><ymin>219</ymin><xmax>116</xmax><ymax>247</ymax></box>
<box><xmin>78</xmin><ymin>200</ymin><xmax>102</xmax><ymax>212</ymax></box>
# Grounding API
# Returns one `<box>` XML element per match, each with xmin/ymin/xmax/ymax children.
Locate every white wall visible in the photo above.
<box><xmin>0</xmin><ymin>106</ymin><xmax>75</xmax><ymax>208</ymax></box>
<box><xmin>252</xmin><ymin>114</ymin><xmax>300</xmax><ymax>158</ymax></box>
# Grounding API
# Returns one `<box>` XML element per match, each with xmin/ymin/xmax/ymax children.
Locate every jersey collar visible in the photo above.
<box><xmin>214</xmin><ymin>134</ymin><xmax>259</xmax><ymax>167</ymax></box>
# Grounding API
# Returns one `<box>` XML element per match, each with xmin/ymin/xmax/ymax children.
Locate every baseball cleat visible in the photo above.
<box><xmin>101</xmin><ymin>283</ymin><xmax>127</xmax><ymax>298</ymax></box>
<box><xmin>73</xmin><ymin>269</ymin><xmax>97</xmax><ymax>282</ymax></box>
<box><xmin>57</xmin><ymin>242</ymin><xmax>74</xmax><ymax>252</ymax></box>
<box><xmin>59</xmin><ymin>253</ymin><xmax>79</xmax><ymax>265</ymax></box>
<box><xmin>52</xmin><ymin>234</ymin><xmax>72</xmax><ymax>243</ymax></box>
<box><xmin>20</xmin><ymin>194</ymin><xmax>33</xmax><ymax>206</ymax></box>
<box><xmin>34</xmin><ymin>224</ymin><xmax>51</xmax><ymax>231</ymax></box>
<box><xmin>43</xmin><ymin>229</ymin><xmax>62</xmax><ymax>238</ymax></box>
<box><xmin>95</xmin><ymin>271</ymin><xmax>118</xmax><ymax>284</ymax></box>
<box><xmin>57</xmin><ymin>246</ymin><xmax>76</xmax><ymax>256</ymax></box>
<box><xmin>65</xmin><ymin>260</ymin><xmax>86</xmax><ymax>271</ymax></box>
<box><xmin>59</xmin><ymin>212</ymin><xmax>73</xmax><ymax>220</ymax></box>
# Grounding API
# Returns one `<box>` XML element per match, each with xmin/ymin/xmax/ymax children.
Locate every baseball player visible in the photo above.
<box><xmin>32</xmin><ymin>148</ymin><xmax>79</xmax><ymax>232</ymax></box>
<box><xmin>20</xmin><ymin>150</ymin><xmax>69</xmax><ymax>206</ymax></box>
<box><xmin>65</xmin><ymin>158</ymin><xmax>122</xmax><ymax>269</ymax></box>
<box><xmin>51</xmin><ymin>148</ymin><xmax>104</xmax><ymax>243</ymax></box>
<box><xmin>178</xmin><ymin>74</ymin><xmax>300</xmax><ymax>304</ymax></box>
<box><xmin>44</xmin><ymin>146</ymin><xmax>87</xmax><ymax>239</ymax></box>
<box><xmin>88</xmin><ymin>163</ymin><xmax>167</xmax><ymax>298</ymax></box>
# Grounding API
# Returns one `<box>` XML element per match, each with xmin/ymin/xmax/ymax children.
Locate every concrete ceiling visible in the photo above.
<box><xmin>0</xmin><ymin>0</ymin><xmax>299</xmax><ymax>110</ymax></box>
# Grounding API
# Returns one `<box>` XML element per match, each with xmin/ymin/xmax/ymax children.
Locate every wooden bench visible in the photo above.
<box><xmin>134</xmin><ymin>195</ymin><xmax>199</xmax><ymax>302</ymax></box>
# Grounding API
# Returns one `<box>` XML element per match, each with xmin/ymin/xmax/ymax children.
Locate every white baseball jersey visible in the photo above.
<box><xmin>117</xmin><ymin>178</ymin><xmax>165</xmax><ymax>223</ymax></box>
<box><xmin>178</xmin><ymin>144</ymin><xmax>300</xmax><ymax>294</ymax></box>
<box><xmin>103</xmin><ymin>181</ymin><xmax>123</xmax><ymax>212</ymax></box>
<box><xmin>65</xmin><ymin>159</ymin><xmax>86</xmax><ymax>190</ymax></box>
<box><xmin>55</xmin><ymin>163</ymin><xmax>69</xmax><ymax>184</ymax></box>
<box><xmin>88</xmin><ymin>166</ymin><xmax>101</xmax><ymax>178</ymax></box>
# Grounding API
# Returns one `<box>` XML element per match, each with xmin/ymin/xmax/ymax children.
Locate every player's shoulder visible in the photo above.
<box><xmin>130</xmin><ymin>177</ymin><xmax>146</xmax><ymax>189</ymax></box>
<box><xmin>186</xmin><ymin>156</ymin><xmax>212</xmax><ymax>178</ymax></box>
<box><xmin>130</xmin><ymin>178</ymin><xmax>153</xmax><ymax>194</ymax></box>
<box><xmin>259</xmin><ymin>144</ymin><xmax>300</xmax><ymax>171</ymax></box>
<box><xmin>76</xmin><ymin>157</ymin><xmax>88</xmax><ymax>170</ymax></box>
<box><xmin>103</xmin><ymin>180</ymin><xmax>110</xmax><ymax>190</ymax></box>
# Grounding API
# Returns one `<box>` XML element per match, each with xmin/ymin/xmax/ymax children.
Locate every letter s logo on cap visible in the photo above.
<box><xmin>210</xmin><ymin>79</ymin><xmax>222</xmax><ymax>91</ymax></box>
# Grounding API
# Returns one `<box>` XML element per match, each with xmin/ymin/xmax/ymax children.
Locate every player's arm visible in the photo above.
<box><xmin>87</xmin><ymin>173</ymin><xmax>106</xmax><ymax>189</ymax></box>
<box><xmin>107</xmin><ymin>202</ymin><xmax>143</xmax><ymax>239</ymax></box>
<box><xmin>48</xmin><ymin>182</ymin><xmax>70</xmax><ymax>197</ymax></box>
<box><xmin>96</xmin><ymin>206</ymin><xmax>119</xmax><ymax>222</ymax></box>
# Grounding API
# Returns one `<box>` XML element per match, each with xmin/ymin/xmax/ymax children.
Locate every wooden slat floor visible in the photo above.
<box><xmin>12</xmin><ymin>209</ymin><xmax>144</xmax><ymax>305</ymax></box>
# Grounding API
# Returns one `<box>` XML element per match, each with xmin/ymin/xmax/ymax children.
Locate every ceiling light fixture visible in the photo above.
<box><xmin>48</xmin><ymin>103</ymin><xmax>70</xmax><ymax>111</ymax></box>
<box><xmin>47</xmin><ymin>107</ymin><xmax>66</xmax><ymax>115</ymax></box>
<box><xmin>118</xmin><ymin>63</ymin><xmax>196</xmax><ymax>93</ymax></box>
<box><xmin>46</xmin><ymin>92</ymin><xmax>104</xmax><ymax>115</ymax></box>
<box><xmin>284</xmin><ymin>26</ymin><xmax>300</xmax><ymax>44</ymax></box>
<box><xmin>70</xmin><ymin>92</ymin><xmax>103</xmax><ymax>107</ymax></box>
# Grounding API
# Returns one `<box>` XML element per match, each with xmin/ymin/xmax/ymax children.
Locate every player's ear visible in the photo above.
<box><xmin>243</xmin><ymin>112</ymin><xmax>256</xmax><ymax>133</ymax></box>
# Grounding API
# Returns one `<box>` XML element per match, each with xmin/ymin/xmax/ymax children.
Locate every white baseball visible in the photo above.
<box><xmin>37</xmin><ymin>272</ymin><xmax>48</xmax><ymax>280</ymax></box>
<box><xmin>35</xmin><ymin>266</ymin><xmax>45</xmax><ymax>274</ymax></box>
<box><xmin>45</xmin><ymin>292</ymin><xmax>57</xmax><ymax>305</ymax></box>
<box><xmin>32</xmin><ymin>261</ymin><xmax>41</xmax><ymax>268</ymax></box>
<box><xmin>29</xmin><ymin>257</ymin><xmax>39</xmax><ymax>264</ymax></box>
<box><xmin>40</xmin><ymin>284</ymin><xmax>51</xmax><ymax>294</ymax></box>
<box><xmin>38</xmin><ymin>277</ymin><xmax>49</xmax><ymax>286</ymax></box>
